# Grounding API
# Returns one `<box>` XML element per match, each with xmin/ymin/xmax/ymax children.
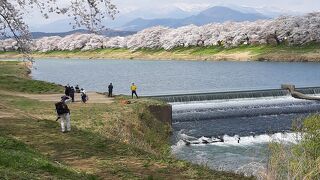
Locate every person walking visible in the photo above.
<box><xmin>55</xmin><ymin>96</ymin><xmax>72</xmax><ymax>133</ymax></box>
<box><xmin>131</xmin><ymin>83</ymin><xmax>138</xmax><ymax>99</ymax></box>
<box><xmin>70</xmin><ymin>86</ymin><xmax>75</xmax><ymax>102</ymax></box>
<box><xmin>108</xmin><ymin>83</ymin><xmax>113</xmax><ymax>97</ymax></box>
<box><xmin>81</xmin><ymin>88</ymin><xmax>88</xmax><ymax>103</ymax></box>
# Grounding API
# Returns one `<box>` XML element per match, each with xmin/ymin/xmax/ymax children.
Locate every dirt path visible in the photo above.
<box><xmin>0</xmin><ymin>91</ymin><xmax>114</xmax><ymax>104</ymax></box>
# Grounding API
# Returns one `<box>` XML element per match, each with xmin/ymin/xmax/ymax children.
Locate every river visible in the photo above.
<box><xmin>31</xmin><ymin>58</ymin><xmax>320</xmax><ymax>177</ymax></box>
<box><xmin>31</xmin><ymin>58</ymin><xmax>320</xmax><ymax>95</ymax></box>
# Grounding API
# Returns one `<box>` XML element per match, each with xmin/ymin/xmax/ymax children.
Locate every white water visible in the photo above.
<box><xmin>170</xmin><ymin>95</ymin><xmax>317</xmax><ymax>177</ymax></box>
<box><xmin>171</xmin><ymin>95</ymin><xmax>320</xmax><ymax>111</ymax></box>
<box><xmin>171</xmin><ymin>132</ymin><xmax>302</xmax><ymax>177</ymax></box>
<box><xmin>172</xmin><ymin>132</ymin><xmax>301</xmax><ymax>152</ymax></box>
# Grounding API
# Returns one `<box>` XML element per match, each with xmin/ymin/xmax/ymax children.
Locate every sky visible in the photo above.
<box><xmin>25</xmin><ymin>0</ymin><xmax>320</xmax><ymax>29</ymax></box>
<box><xmin>113</xmin><ymin>0</ymin><xmax>320</xmax><ymax>13</ymax></box>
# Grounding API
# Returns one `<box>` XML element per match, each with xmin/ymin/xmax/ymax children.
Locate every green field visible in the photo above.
<box><xmin>1</xmin><ymin>43</ymin><xmax>320</xmax><ymax>61</ymax></box>
<box><xmin>0</xmin><ymin>61</ymin><xmax>252</xmax><ymax>179</ymax></box>
<box><xmin>0</xmin><ymin>61</ymin><xmax>64</xmax><ymax>93</ymax></box>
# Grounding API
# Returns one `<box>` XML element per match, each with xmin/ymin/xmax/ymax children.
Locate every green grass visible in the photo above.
<box><xmin>0</xmin><ymin>61</ymin><xmax>63</xmax><ymax>93</ymax></box>
<box><xmin>268</xmin><ymin>114</ymin><xmax>320</xmax><ymax>179</ymax></box>
<box><xmin>0</xmin><ymin>135</ymin><xmax>97</xmax><ymax>179</ymax></box>
<box><xmin>122</xmin><ymin>43</ymin><xmax>320</xmax><ymax>55</ymax></box>
<box><xmin>172</xmin><ymin>43</ymin><xmax>320</xmax><ymax>56</ymax></box>
<box><xmin>2</xmin><ymin>43</ymin><xmax>320</xmax><ymax>61</ymax></box>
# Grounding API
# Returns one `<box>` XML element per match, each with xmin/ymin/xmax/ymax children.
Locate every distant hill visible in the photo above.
<box><xmin>29</xmin><ymin>6</ymin><xmax>193</xmax><ymax>31</ymax></box>
<box><xmin>121</xmin><ymin>6</ymin><xmax>269</xmax><ymax>31</ymax></box>
<box><xmin>31</xmin><ymin>29</ymin><xmax>136</xmax><ymax>39</ymax></box>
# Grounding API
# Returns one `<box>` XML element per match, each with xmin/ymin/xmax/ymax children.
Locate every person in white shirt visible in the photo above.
<box><xmin>80</xmin><ymin>88</ymin><xmax>88</xmax><ymax>103</ymax></box>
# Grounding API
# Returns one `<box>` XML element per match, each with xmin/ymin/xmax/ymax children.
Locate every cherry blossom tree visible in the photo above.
<box><xmin>1</xmin><ymin>12</ymin><xmax>320</xmax><ymax>52</ymax></box>
<box><xmin>0</xmin><ymin>0</ymin><xmax>118</xmax><ymax>58</ymax></box>
<box><xmin>126</xmin><ymin>26</ymin><xmax>170</xmax><ymax>50</ymax></box>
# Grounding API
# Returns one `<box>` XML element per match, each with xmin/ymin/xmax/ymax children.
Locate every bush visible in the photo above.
<box><xmin>268</xmin><ymin>115</ymin><xmax>320</xmax><ymax>179</ymax></box>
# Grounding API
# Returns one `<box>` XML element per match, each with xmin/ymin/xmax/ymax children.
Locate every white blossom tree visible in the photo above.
<box><xmin>0</xmin><ymin>0</ymin><xmax>118</xmax><ymax>58</ymax></box>
<box><xmin>1</xmin><ymin>12</ymin><xmax>320</xmax><ymax>52</ymax></box>
<box><xmin>126</xmin><ymin>26</ymin><xmax>170</xmax><ymax>50</ymax></box>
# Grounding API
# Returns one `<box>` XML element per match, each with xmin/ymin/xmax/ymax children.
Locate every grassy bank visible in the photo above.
<box><xmin>1</xmin><ymin>44</ymin><xmax>320</xmax><ymax>61</ymax></box>
<box><xmin>0</xmin><ymin>61</ymin><xmax>63</xmax><ymax>93</ymax></box>
<box><xmin>0</xmin><ymin>61</ymin><xmax>252</xmax><ymax>179</ymax></box>
<box><xmin>268</xmin><ymin>115</ymin><xmax>320</xmax><ymax>179</ymax></box>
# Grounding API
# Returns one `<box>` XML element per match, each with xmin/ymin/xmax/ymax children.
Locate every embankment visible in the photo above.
<box><xmin>1</xmin><ymin>44</ymin><xmax>320</xmax><ymax>62</ymax></box>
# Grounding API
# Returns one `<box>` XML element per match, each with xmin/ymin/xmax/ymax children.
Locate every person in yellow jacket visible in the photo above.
<box><xmin>131</xmin><ymin>83</ymin><xmax>139</xmax><ymax>99</ymax></box>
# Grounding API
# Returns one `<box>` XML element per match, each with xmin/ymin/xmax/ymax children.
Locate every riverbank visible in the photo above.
<box><xmin>0</xmin><ymin>61</ymin><xmax>251</xmax><ymax>179</ymax></box>
<box><xmin>1</xmin><ymin>44</ymin><xmax>320</xmax><ymax>62</ymax></box>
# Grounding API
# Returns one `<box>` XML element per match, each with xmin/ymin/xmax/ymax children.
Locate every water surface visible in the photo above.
<box><xmin>31</xmin><ymin>59</ymin><xmax>320</xmax><ymax>95</ymax></box>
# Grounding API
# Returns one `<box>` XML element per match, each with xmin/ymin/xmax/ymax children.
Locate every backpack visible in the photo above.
<box><xmin>55</xmin><ymin>101</ymin><xmax>70</xmax><ymax>115</ymax></box>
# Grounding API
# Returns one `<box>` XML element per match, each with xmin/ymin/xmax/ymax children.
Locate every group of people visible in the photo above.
<box><xmin>64</xmin><ymin>84</ymin><xmax>88</xmax><ymax>103</ymax></box>
<box><xmin>56</xmin><ymin>83</ymin><xmax>139</xmax><ymax>133</ymax></box>
<box><xmin>56</xmin><ymin>84</ymin><xmax>88</xmax><ymax>133</ymax></box>
<box><xmin>107</xmin><ymin>82</ymin><xmax>139</xmax><ymax>99</ymax></box>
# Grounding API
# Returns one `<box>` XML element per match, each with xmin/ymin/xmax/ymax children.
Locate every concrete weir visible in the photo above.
<box><xmin>148</xmin><ymin>86</ymin><xmax>320</xmax><ymax>103</ymax></box>
<box><xmin>282</xmin><ymin>84</ymin><xmax>320</xmax><ymax>101</ymax></box>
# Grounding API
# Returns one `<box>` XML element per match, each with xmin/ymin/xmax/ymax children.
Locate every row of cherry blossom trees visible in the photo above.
<box><xmin>1</xmin><ymin>12</ymin><xmax>320</xmax><ymax>52</ymax></box>
<box><xmin>0</xmin><ymin>0</ymin><xmax>118</xmax><ymax>60</ymax></box>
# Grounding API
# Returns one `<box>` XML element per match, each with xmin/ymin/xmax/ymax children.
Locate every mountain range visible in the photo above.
<box><xmin>27</xmin><ymin>5</ymin><xmax>295</xmax><ymax>38</ymax></box>
<box><xmin>30</xmin><ymin>5</ymin><xmax>282</xmax><ymax>33</ymax></box>
<box><xmin>121</xmin><ymin>6</ymin><xmax>269</xmax><ymax>31</ymax></box>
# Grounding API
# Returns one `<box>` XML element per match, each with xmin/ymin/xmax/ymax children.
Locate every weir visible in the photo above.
<box><xmin>148</xmin><ymin>86</ymin><xmax>320</xmax><ymax>102</ymax></box>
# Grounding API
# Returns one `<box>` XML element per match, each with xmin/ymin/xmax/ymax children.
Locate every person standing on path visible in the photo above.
<box><xmin>64</xmin><ymin>85</ymin><xmax>70</xmax><ymax>96</ymax></box>
<box><xmin>75</xmin><ymin>85</ymin><xmax>80</xmax><ymax>93</ymax></box>
<box><xmin>70</xmin><ymin>86</ymin><xmax>75</xmax><ymax>102</ymax></box>
<box><xmin>108</xmin><ymin>83</ymin><xmax>113</xmax><ymax>97</ymax></box>
<box><xmin>55</xmin><ymin>96</ymin><xmax>72</xmax><ymax>133</ymax></box>
<box><xmin>131</xmin><ymin>83</ymin><xmax>138</xmax><ymax>99</ymax></box>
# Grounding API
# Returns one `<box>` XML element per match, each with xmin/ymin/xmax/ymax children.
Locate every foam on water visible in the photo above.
<box><xmin>172</xmin><ymin>132</ymin><xmax>301</xmax><ymax>153</ymax></box>
<box><xmin>172</xmin><ymin>132</ymin><xmax>302</xmax><ymax>177</ymax></box>
<box><xmin>171</xmin><ymin>95</ymin><xmax>320</xmax><ymax>111</ymax></box>
<box><xmin>171</xmin><ymin>95</ymin><xmax>320</xmax><ymax>122</ymax></box>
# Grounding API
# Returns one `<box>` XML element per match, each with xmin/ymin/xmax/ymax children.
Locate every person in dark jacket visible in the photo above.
<box><xmin>75</xmin><ymin>85</ymin><xmax>80</xmax><ymax>93</ymax></box>
<box><xmin>108</xmin><ymin>83</ymin><xmax>113</xmax><ymax>97</ymax></box>
<box><xmin>56</xmin><ymin>96</ymin><xmax>72</xmax><ymax>133</ymax></box>
<box><xmin>64</xmin><ymin>86</ymin><xmax>69</xmax><ymax>96</ymax></box>
<box><xmin>69</xmin><ymin>86</ymin><xmax>75</xmax><ymax>102</ymax></box>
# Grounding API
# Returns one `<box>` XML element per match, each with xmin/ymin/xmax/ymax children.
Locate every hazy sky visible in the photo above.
<box><xmin>26</xmin><ymin>0</ymin><xmax>320</xmax><ymax>27</ymax></box>
<box><xmin>113</xmin><ymin>0</ymin><xmax>320</xmax><ymax>13</ymax></box>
